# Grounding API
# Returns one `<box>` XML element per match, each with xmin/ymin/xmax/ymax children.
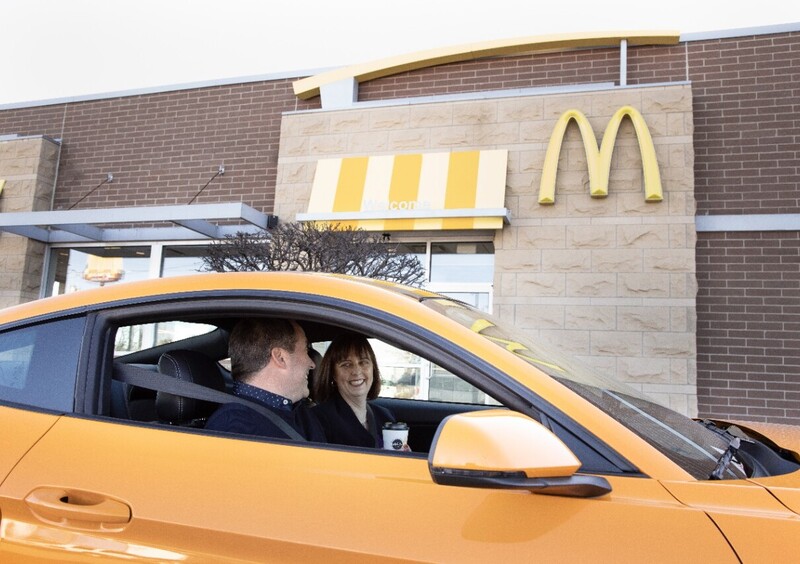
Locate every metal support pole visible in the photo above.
<box><xmin>620</xmin><ymin>39</ymin><xmax>628</xmax><ymax>86</ymax></box>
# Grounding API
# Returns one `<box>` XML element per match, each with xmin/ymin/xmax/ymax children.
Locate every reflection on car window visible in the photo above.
<box><xmin>313</xmin><ymin>338</ymin><xmax>499</xmax><ymax>406</ymax></box>
<box><xmin>557</xmin><ymin>379</ymin><xmax>745</xmax><ymax>480</ymax></box>
<box><xmin>0</xmin><ymin>318</ymin><xmax>84</xmax><ymax>411</ymax></box>
<box><xmin>0</xmin><ymin>329</ymin><xmax>33</xmax><ymax>390</ymax></box>
<box><xmin>115</xmin><ymin>321</ymin><xmax>216</xmax><ymax>356</ymax></box>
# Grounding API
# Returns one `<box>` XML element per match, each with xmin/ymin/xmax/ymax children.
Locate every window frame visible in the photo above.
<box><xmin>73</xmin><ymin>289</ymin><xmax>638</xmax><ymax>475</ymax></box>
<box><xmin>43</xmin><ymin>235</ymin><xmax>496</xmax><ymax>303</ymax></box>
<box><xmin>43</xmin><ymin>240</ymin><xmax>213</xmax><ymax>298</ymax></box>
<box><xmin>0</xmin><ymin>313</ymin><xmax>87</xmax><ymax>413</ymax></box>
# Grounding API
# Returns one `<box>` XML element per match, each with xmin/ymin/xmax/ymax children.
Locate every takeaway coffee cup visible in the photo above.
<box><xmin>382</xmin><ymin>422</ymin><xmax>409</xmax><ymax>451</ymax></box>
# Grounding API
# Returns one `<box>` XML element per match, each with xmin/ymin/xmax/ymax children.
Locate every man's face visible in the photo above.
<box><xmin>282</xmin><ymin>322</ymin><xmax>316</xmax><ymax>402</ymax></box>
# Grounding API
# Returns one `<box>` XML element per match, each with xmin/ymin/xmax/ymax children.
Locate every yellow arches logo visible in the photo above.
<box><xmin>538</xmin><ymin>105</ymin><xmax>663</xmax><ymax>205</ymax></box>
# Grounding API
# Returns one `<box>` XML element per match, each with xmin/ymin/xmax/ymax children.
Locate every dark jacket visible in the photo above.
<box><xmin>205</xmin><ymin>383</ymin><xmax>326</xmax><ymax>442</ymax></box>
<box><xmin>314</xmin><ymin>392</ymin><xmax>395</xmax><ymax>448</ymax></box>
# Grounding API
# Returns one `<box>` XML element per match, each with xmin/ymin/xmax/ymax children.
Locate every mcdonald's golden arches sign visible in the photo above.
<box><xmin>538</xmin><ymin>105</ymin><xmax>663</xmax><ymax>205</ymax></box>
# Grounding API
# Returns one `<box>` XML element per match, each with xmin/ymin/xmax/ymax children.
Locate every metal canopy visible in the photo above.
<box><xmin>0</xmin><ymin>203</ymin><xmax>276</xmax><ymax>244</ymax></box>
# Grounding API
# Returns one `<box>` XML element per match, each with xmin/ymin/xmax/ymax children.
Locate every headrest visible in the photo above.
<box><xmin>307</xmin><ymin>347</ymin><xmax>323</xmax><ymax>402</ymax></box>
<box><xmin>156</xmin><ymin>350</ymin><xmax>226</xmax><ymax>425</ymax></box>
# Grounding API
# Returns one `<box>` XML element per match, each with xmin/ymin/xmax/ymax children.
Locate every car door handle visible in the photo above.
<box><xmin>25</xmin><ymin>487</ymin><xmax>132</xmax><ymax>529</ymax></box>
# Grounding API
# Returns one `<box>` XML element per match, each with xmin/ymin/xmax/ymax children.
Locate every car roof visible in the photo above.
<box><xmin>0</xmin><ymin>272</ymin><xmax>440</xmax><ymax>326</ymax></box>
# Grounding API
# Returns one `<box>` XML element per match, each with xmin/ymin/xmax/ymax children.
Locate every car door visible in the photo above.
<box><xmin>0</xmin><ymin>329</ymin><xmax>65</xmax><ymax>482</ymax></box>
<box><xmin>0</xmin><ymin>406</ymin><xmax>59</xmax><ymax>484</ymax></box>
<box><xmin>0</xmin><ymin>413</ymin><xmax>742</xmax><ymax>563</ymax></box>
<box><xmin>0</xmin><ymin>315</ymin><xmax>88</xmax><ymax>558</ymax></box>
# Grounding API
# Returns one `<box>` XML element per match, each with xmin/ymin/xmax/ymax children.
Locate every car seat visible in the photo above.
<box><xmin>156</xmin><ymin>350</ymin><xmax>227</xmax><ymax>426</ymax></box>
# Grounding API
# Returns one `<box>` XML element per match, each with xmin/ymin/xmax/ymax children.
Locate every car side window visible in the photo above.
<box><xmin>0</xmin><ymin>317</ymin><xmax>84</xmax><ymax>411</ymax></box>
<box><xmin>115</xmin><ymin>321</ymin><xmax>216</xmax><ymax>356</ymax></box>
<box><xmin>313</xmin><ymin>338</ymin><xmax>500</xmax><ymax>406</ymax></box>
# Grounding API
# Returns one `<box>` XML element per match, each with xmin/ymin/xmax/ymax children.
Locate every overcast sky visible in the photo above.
<box><xmin>2</xmin><ymin>0</ymin><xmax>800</xmax><ymax>106</ymax></box>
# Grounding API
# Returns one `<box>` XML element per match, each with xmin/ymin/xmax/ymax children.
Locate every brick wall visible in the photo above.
<box><xmin>692</xmin><ymin>31</ymin><xmax>800</xmax><ymax>424</ymax></box>
<box><xmin>0</xmin><ymin>81</ymin><xmax>317</xmax><ymax>214</ymax></box>
<box><xmin>697</xmin><ymin>231</ymin><xmax>800</xmax><ymax>424</ymax></box>
<box><xmin>689</xmin><ymin>32</ymin><xmax>800</xmax><ymax>215</ymax></box>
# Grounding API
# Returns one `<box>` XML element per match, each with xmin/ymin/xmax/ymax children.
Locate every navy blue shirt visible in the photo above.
<box><xmin>205</xmin><ymin>382</ymin><xmax>326</xmax><ymax>442</ymax></box>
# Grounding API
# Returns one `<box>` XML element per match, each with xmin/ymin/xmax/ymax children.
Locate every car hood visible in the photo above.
<box><xmin>729</xmin><ymin>420</ymin><xmax>800</xmax><ymax>515</ymax></box>
<box><xmin>728</xmin><ymin>420</ymin><xmax>800</xmax><ymax>461</ymax></box>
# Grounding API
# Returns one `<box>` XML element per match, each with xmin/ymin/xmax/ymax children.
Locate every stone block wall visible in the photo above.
<box><xmin>277</xmin><ymin>84</ymin><xmax>697</xmax><ymax>414</ymax></box>
<box><xmin>0</xmin><ymin>136</ymin><xmax>60</xmax><ymax>306</ymax></box>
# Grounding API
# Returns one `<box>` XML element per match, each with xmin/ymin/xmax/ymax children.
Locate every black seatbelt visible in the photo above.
<box><xmin>113</xmin><ymin>363</ymin><xmax>306</xmax><ymax>442</ymax></box>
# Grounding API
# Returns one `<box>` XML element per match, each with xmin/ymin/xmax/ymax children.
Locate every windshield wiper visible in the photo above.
<box><xmin>710</xmin><ymin>437</ymin><xmax>740</xmax><ymax>480</ymax></box>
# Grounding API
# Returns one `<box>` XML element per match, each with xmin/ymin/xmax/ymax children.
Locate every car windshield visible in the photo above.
<box><xmin>422</xmin><ymin>297</ymin><xmax>745</xmax><ymax>480</ymax></box>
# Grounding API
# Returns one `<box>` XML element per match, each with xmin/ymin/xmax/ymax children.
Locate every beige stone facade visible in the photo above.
<box><xmin>276</xmin><ymin>84</ymin><xmax>697</xmax><ymax>415</ymax></box>
<box><xmin>0</xmin><ymin>137</ymin><xmax>60</xmax><ymax>307</ymax></box>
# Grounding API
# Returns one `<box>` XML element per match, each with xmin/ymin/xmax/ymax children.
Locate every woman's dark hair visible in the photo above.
<box><xmin>312</xmin><ymin>333</ymin><xmax>381</xmax><ymax>403</ymax></box>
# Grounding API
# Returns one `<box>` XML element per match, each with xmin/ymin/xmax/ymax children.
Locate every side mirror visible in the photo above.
<box><xmin>428</xmin><ymin>409</ymin><xmax>611</xmax><ymax>498</ymax></box>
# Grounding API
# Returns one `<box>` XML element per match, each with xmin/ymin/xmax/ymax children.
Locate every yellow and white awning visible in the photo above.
<box><xmin>297</xmin><ymin>150</ymin><xmax>509</xmax><ymax>231</ymax></box>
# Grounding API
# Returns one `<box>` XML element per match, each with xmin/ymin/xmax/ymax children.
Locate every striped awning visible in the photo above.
<box><xmin>296</xmin><ymin>150</ymin><xmax>509</xmax><ymax>231</ymax></box>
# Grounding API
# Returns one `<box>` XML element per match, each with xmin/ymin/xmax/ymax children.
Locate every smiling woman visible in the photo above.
<box><xmin>311</xmin><ymin>333</ymin><xmax>398</xmax><ymax>448</ymax></box>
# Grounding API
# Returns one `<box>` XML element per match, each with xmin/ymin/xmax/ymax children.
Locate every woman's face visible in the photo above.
<box><xmin>333</xmin><ymin>348</ymin><xmax>373</xmax><ymax>405</ymax></box>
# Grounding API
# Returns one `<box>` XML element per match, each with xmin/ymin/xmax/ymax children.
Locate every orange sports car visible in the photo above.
<box><xmin>0</xmin><ymin>272</ymin><xmax>798</xmax><ymax>562</ymax></box>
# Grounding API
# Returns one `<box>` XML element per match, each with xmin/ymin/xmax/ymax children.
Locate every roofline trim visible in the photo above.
<box><xmin>292</xmin><ymin>30</ymin><xmax>680</xmax><ymax>100</ymax></box>
<box><xmin>0</xmin><ymin>68</ymin><xmax>327</xmax><ymax>111</ymax></box>
<box><xmin>2</xmin><ymin>23</ymin><xmax>798</xmax><ymax>111</ymax></box>
<box><xmin>680</xmin><ymin>22</ymin><xmax>800</xmax><ymax>42</ymax></box>
<box><xmin>696</xmin><ymin>213</ymin><xmax>800</xmax><ymax>233</ymax></box>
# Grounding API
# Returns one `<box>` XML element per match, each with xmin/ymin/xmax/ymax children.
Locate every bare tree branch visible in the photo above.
<box><xmin>202</xmin><ymin>222</ymin><xmax>426</xmax><ymax>287</ymax></box>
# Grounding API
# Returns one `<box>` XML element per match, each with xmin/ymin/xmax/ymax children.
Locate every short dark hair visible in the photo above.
<box><xmin>312</xmin><ymin>333</ymin><xmax>381</xmax><ymax>403</ymax></box>
<box><xmin>228</xmin><ymin>318</ymin><xmax>298</xmax><ymax>382</ymax></box>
